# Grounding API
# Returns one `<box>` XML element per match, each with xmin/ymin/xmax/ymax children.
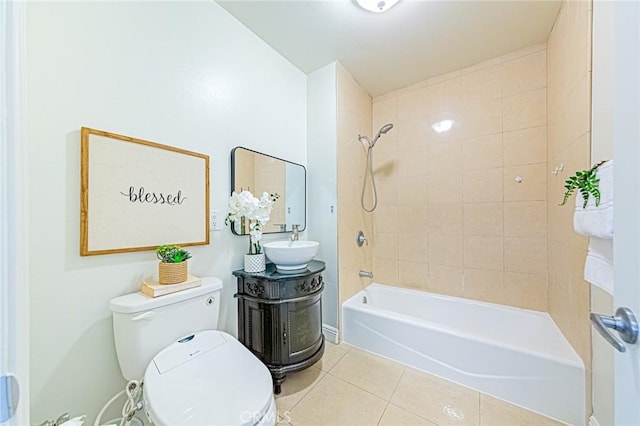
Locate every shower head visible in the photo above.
<box><xmin>378</xmin><ymin>123</ymin><xmax>394</xmax><ymax>136</ymax></box>
<box><xmin>371</xmin><ymin>123</ymin><xmax>394</xmax><ymax>146</ymax></box>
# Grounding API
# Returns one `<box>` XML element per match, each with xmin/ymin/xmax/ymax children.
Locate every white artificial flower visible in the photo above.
<box><xmin>226</xmin><ymin>190</ymin><xmax>279</xmax><ymax>254</ymax></box>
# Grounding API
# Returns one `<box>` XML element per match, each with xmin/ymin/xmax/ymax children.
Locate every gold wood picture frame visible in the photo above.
<box><xmin>80</xmin><ymin>127</ymin><xmax>210</xmax><ymax>256</ymax></box>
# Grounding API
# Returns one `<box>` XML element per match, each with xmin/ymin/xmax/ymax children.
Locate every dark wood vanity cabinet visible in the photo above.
<box><xmin>233</xmin><ymin>260</ymin><xmax>325</xmax><ymax>394</ymax></box>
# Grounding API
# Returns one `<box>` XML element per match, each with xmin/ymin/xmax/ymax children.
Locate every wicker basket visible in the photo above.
<box><xmin>158</xmin><ymin>261</ymin><xmax>188</xmax><ymax>284</ymax></box>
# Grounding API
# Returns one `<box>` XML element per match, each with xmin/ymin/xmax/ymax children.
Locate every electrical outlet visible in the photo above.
<box><xmin>210</xmin><ymin>210</ymin><xmax>222</xmax><ymax>231</ymax></box>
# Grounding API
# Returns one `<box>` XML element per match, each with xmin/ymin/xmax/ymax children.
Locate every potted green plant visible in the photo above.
<box><xmin>560</xmin><ymin>160</ymin><xmax>607</xmax><ymax>208</ymax></box>
<box><xmin>156</xmin><ymin>244</ymin><xmax>192</xmax><ymax>284</ymax></box>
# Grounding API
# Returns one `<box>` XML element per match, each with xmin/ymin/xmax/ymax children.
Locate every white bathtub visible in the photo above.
<box><xmin>342</xmin><ymin>284</ymin><xmax>584</xmax><ymax>425</ymax></box>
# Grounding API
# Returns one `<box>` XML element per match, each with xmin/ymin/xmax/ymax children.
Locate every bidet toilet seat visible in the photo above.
<box><xmin>144</xmin><ymin>330</ymin><xmax>275</xmax><ymax>426</ymax></box>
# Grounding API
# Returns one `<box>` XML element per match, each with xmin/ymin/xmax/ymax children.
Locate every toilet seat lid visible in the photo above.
<box><xmin>144</xmin><ymin>330</ymin><xmax>274</xmax><ymax>426</ymax></box>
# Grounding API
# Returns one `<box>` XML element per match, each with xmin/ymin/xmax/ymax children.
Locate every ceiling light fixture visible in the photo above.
<box><xmin>355</xmin><ymin>0</ymin><xmax>400</xmax><ymax>13</ymax></box>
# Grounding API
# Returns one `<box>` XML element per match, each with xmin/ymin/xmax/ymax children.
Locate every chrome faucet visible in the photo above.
<box><xmin>291</xmin><ymin>224</ymin><xmax>299</xmax><ymax>241</ymax></box>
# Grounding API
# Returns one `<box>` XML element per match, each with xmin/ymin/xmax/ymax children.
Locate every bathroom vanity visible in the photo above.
<box><xmin>233</xmin><ymin>260</ymin><xmax>325</xmax><ymax>394</ymax></box>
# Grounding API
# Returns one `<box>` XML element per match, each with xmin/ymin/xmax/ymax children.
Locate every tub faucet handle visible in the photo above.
<box><xmin>356</xmin><ymin>230</ymin><xmax>368</xmax><ymax>247</ymax></box>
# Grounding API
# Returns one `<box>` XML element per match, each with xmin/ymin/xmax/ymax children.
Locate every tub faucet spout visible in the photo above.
<box><xmin>359</xmin><ymin>270</ymin><xmax>373</xmax><ymax>279</ymax></box>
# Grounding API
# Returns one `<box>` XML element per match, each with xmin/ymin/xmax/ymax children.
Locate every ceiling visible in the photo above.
<box><xmin>216</xmin><ymin>0</ymin><xmax>562</xmax><ymax>96</ymax></box>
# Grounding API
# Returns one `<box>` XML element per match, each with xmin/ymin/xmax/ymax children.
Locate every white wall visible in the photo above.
<box><xmin>307</xmin><ymin>63</ymin><xmax>339</xmax><ymax>331</ymax></box>
<box><xmin>591</xmin><ymin>1</ymin><xmax>615</xmax><ymax>425</ymax></box>
<box><xmin>26</xmin><ymin>2</ymin><xmax>306</xmax><ymax>423</ymax></box>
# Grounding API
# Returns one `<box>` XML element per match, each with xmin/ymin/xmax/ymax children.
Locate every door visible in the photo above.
<box><xmin>612</xmin><ymin>1</ymin><xmax>640</xmax><ymax>424</ymax></box>
<box><xmin>0</xmin><ymin>1</ymin><xmax>30</xmax><ymax>424</ymax></box>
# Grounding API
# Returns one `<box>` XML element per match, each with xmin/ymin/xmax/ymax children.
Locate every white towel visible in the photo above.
<box><xmin>584</xmin><ymin>237</ymin><xmax>614</xmax><ymax>295</ymax></box>
<box><xmin>573</xmin><ymin>160</ymin><xmax>613</xmax><ymax>239</ymax></box>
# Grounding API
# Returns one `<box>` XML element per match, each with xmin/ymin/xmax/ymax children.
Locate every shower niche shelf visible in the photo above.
<box><xmin>233</xmin><ymin>260</ymin><xmax>325</xmax><ymax>394</ymax></box>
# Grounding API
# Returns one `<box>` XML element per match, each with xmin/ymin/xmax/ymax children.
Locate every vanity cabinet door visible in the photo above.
<box><xmin>284</xmin><ymin>291</ymin><xmax>323</xmax><ymax>364</ymax></box>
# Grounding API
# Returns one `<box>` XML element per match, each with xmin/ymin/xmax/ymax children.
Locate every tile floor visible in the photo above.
<box><xmin>275</xmin><ymin>342</ymin><xmax>563</xmax><ymax>426</ymax></box>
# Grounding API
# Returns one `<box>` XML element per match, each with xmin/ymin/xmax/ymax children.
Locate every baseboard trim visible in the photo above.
<box><xmin>322</xmin><ymin>324</ymin><xmax>339</xmax><ymax>344</ymax></box>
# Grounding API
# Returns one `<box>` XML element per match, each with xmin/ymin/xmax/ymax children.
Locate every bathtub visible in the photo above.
<box><xmin>342</xmin><ymin>284</ymin><xmax>584</xmax><ymax>425</ymax></box>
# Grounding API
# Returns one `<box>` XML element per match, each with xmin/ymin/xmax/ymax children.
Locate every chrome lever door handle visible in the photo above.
<box><xmin>590</xmin><ymin>307</ymin><xmax>639</xmax><ymax>353</ymax></box>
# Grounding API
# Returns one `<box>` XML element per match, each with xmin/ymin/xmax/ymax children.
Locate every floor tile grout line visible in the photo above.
<box><xmin>281</xmin><ymin>368</ymin><xmax>328</xmax><ymax>415</ymax></box>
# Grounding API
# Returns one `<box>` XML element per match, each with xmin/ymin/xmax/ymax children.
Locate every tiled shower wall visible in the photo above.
<box><xmin>368</xmin><ymin>44</ymin><xmax>549</xmax><ymax>311</ymax></box>
<box><xmin>336</xmin><ymin>63</ymin><xmax>373</xmax><ymax>309</ymax></box>
<box><xmin>547</xmin><ymin>0</ymin><xmax>593</xmax><ymax>413</ymax></box>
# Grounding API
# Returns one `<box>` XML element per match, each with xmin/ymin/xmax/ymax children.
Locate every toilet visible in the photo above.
<box><xmin>109</xmin><ymin>277</ymin><xmax>276</xmax><ymax>426</ymax></box>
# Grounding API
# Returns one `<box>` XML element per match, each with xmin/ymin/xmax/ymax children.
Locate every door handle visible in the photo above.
<box><xmin>0</xmin><ymin>374</ymin><xmax>20</xmax><ymax>423</ymax></box>
<box><xmin>590</xmin><ymin>307</ymin><xmax>638</xmax><ymax>352</ymax></box>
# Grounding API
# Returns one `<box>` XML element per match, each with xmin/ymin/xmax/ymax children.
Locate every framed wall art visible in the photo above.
<box><xmin>80</xmin><ymin>127</ymin><xmax>209</xmax><ymax>256</ymax></box>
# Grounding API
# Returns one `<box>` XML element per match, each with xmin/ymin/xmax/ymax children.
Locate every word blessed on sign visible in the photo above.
<box><xmin>120</xmin><ymin>186</ymin><xmax>187</xmax><ymax>206</ymax></box>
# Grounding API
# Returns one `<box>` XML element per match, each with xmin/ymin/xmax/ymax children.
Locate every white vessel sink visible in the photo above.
<box><xmin>263</xmin><ymin>240</ymin><xmax>320</xmax><ymax>271</ymax></box>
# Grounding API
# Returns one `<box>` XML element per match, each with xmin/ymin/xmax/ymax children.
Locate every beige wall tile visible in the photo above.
<box><xmin>428</xmin><ymin>170</ymin><xmax>463</xmax><ymax>203</ymax></box>
<box><xmin>503</xmin><ymin>126</ymin><xmax>546</xmax><ymax>166</ymax></box>
<box><xmin>427</xmin><ymin>141</ymin><xmax>462</xmax><ymax>171</ymax></box>
<box><xmin>504</xmin><ymin>237</ymin><xmax>547</xmax><ymax>274</ymax></box>
<box><xmin>398</xmin><ymin>177</ymin><xmax>428</xmax><ymax>206</ymax></box>
<box><xmin>464</xmin><ymin>236</ymin><xmax>504</xmax><ymax>270</ymax></box>
<box><xmin>460</xmin><ymin>99</ymin><xmax>502</xmax><ymax>139</ymax></box>
<box><xmin>428</xmin><ymin>235</ymin><xmax>463</xmax><ymax>267</ymax></box>
<box><xmin>374</xmin><ymin>257</ymin><xmax>399</xmax><ymax>285</ymax></box>
<box><xmin>463</xmin><ymin>268</ymin><xmax>505</xmax><ymax>305</ymax></box>
<box><xmin>503</xmin><ymin>272</ymin><xmax>548</xmax><ymax>311</ymax></box>
<box><xmin>397</xmin><ymin>146</ymin><xmax>427</xmax><ymax>179</ymax></box>
<box><xmin>399</xmin><ymin>260</ymin><xmax>429</xmax><ymax>290</ymax></box>
<box><xmin>462</xmin><ymin>133</ymin><xmax>503</xmax><ymax>170</ymax></box>
<box><xmin>503</xmin><ymin>88</ymin><xmax>546</xmax><ymax>131</ymax></box>
<box><xmin>391</xmin><ymin>368</ymin><xmax>480</xmax><ymax>425</ymax></box>
<box><xmin>373</xmin><ymin>97</ymin><xmax>397</xmax><ymax>132</ymax></box>
<box><xmin>426</xmin><ymin>111</ymin><xmax>464</xmax><ymax>144</ymax></box>
<box><xmin>375</xmin><ymin>178</ymin><xmax>398</xmax><ymax>206</ymax></box>
<box><xmin>399</xmin><ymin>232</ymin><xmax>429</xmax><ymax>263</ymax></box>
<box><xmin>504</xmin><ymin>163</ymin><xmax>547</xmax><ymax>201</ymax></box>
<box><xmin>461</xmin><ymin>64</ymin><xmax>502</xmax><ymax>105</ymax></box>
<box><xmin>369</xmin><ymin>42</ymin><xmax>550</xmax><ymax>313</ymax></box>
<box><xmin>428</xmin><ymin>203</ymin><xmax>463</xmax><ymax>235</ymax></box>
<box><xmin>565</xmin><ymin>72</ymin><xmax>592</xmax><ymax>144</ymax></box>
<box><xmin>501</xmin><ymin>50</ymin><xmax>547</xmax><ymax>97</ymax></box>
<box><xmin>426</xmin><ymin>77</ymin><xmax>462</xmax><ymax>116</ymax></box>
<box><xmin>397</xmin><ymin>119</ymin><xmax>428</xmax><ymax>152</ymax></box>
<box><xmin>373</xmin><ymin>205</ymin><xmax>399</xmax><ymax>234</ymax></box>
<box><xmin>373</xmin><ymin>232</ymin><xmax>398</xmax><ymax>260</ymax></box>
<box><xmin>428</xmin><ymin>265</ymin><xmax>464</xmax><ymax>296</ymax></box>
<box><xmin>399</xmin><ymin>205</ymin><xmax>428</xmax><ymax>234</ymax></box>
<box><xmin>463</xmin><ymin>168</ymin><xmax>504</xmax><ymax>202</ymax></box>
<box><xmin>398</xmin><ymin>86</ymin><xmax>427</xmax><ymax>122</ymax></box>
<box><xmin>463</xmin><ymin>202</ymin><xmax>503</xmax><ymax>236</ymax></box>
<box><xmin>504</xmin><ymin>201</ymin><xmax>547</xmax><ymax>237</ymax></box>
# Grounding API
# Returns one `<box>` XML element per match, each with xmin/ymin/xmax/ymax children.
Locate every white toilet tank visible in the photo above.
<box><xmin>109</xmin><ymin>276</ymin><xmax>223</xmax><ymax>381</ymax></box>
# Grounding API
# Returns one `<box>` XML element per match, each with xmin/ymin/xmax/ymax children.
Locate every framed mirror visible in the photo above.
<box><xmin>231</xmin><ymin>147</ymin><xmax>306</xmax><ymax>235</ymax></box>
